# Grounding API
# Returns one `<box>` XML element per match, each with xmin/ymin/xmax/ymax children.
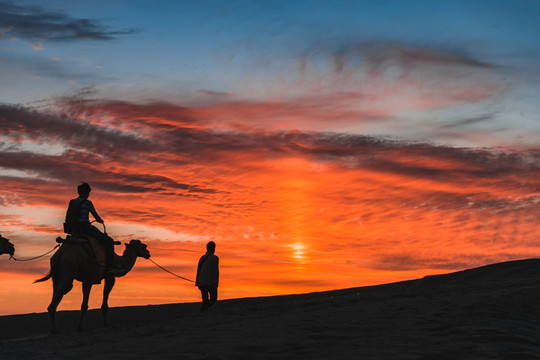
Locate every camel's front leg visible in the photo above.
<box><xmin>102</xmin><ymin>276</ymin><xmax>116</xmax><ymax>327</ymax></box>
<box><xmin>77</xmin><ymin>282</ymin><xmax>92</xmax><ymax>331</ymax></box>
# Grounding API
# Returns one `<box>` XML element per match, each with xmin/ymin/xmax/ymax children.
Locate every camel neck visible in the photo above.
<box><xmin>119</xmin><ymin>245</ymin><xmax>138</xmax><ymax>272</ymax></box>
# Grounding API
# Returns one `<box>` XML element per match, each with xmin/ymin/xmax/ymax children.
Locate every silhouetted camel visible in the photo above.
<box><xmin>35</xmin><ymin>238</ymin><xmax>150</xmax><ymax>333</ymax></box>
<box><xmin>0</xmin><ymin>234</ymin><xmax>15</xmax><ymax>257</ymax></box>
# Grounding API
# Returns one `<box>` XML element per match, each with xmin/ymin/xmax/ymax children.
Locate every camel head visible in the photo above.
<box><xmin>0</xmin><ymin>234</ymin><xmax>15</xmax><ymax>256</ymax></box>
<box><xmin>125</xmin><ymin>239</ymin><xmax>150</xmax><ymax>259</ymax></box>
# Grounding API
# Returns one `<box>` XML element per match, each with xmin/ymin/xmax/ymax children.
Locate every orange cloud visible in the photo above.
<box><xmin>0</xmin><ymin>96</ymin><xmax>538</xmax><ymax>315</ymax></box>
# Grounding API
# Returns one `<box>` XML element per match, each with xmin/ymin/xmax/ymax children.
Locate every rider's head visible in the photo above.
<box><xmin>77</xmin><ymin>182</ymin><xmax>91</xmax><ymax>197</ymax></box>
<box><xmin>206</xmin><ymin>241</ymin><xmax>216</xmax><ymax>254</ymax></box>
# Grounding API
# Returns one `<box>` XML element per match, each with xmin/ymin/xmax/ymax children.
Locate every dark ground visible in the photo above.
<box><xmin>2</xmin><ymin>259</ymin><xmax>540</xmax><ymax>359</ymax></box>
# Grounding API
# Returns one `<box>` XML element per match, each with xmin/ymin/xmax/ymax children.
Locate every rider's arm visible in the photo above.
<box><xmin>88</xmin><ymin>201</ymin><xmax>104</xmax><ymax>223</ymax></box>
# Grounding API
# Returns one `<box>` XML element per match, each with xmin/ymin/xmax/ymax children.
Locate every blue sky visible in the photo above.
<box><xmin>2</xmin><ymin>0</ymin><xmax>539</xmax><ymax>147</ymax></box>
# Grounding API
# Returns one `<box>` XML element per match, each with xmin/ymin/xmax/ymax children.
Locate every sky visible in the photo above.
<box><xmin>0</xmin><ymin>0</ymin><xmax>539</xmax><ymax>316</ymax></box>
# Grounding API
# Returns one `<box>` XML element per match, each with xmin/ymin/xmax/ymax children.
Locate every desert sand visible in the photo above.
<box><xmin>2</xmin><ymin>258</ymin><xmax>540</xmax><ymax>359</ymax></box>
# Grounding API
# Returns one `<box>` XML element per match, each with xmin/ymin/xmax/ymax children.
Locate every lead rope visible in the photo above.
<box><xmin>10</xmin><ymin>244</ymin><xmax>60</xmax><ymax>261</ymax></box>
<box><xmin>147</xmin><ymin>258</ymin><xmax>195</xmax><ymax>283</ymax></box>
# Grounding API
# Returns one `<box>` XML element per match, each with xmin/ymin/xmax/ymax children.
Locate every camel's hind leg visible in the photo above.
<box><xmin>47</xmin><ymin>279</ymin><xmax>73</xmax><ymax>334</ymax></box>
<box><xmin>77</xmin><ymin>282</ymin><xmax>93</xmax><ymax>331</ymax></box>
<box><xmin>47</xmin><ymin>292</ymin><xmax>63</xmax><ymax>334</ymax></box>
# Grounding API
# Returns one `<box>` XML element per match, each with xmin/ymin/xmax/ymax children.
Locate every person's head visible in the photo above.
<box><xmin>206</xmin><ymin>241</ymin><xmax>216</xmax><ymax>254</ymax></box>
<box><xmin>77</xmin><ymin>182</ymin><xmax>91</xmax><ymax>197</ymax></box>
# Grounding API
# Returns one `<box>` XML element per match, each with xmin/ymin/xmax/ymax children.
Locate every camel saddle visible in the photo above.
<box><xmin>57</xmin><ymin>234</ymin><xmax>107</xmax><ymax>265</ymax></box>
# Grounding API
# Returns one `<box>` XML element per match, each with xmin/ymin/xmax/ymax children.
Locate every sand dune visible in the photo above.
<box><xmin>2</xmin><ymin>258</ymin><xmax>540</xmax><ymax>359</ymax></box>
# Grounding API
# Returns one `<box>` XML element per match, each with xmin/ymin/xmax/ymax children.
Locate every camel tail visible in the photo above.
<box><xmin>34</xmin><ymin>249</ymin><xmax>61</xmax><ymax>283</ymax></box>
<box><xmin>34</xmin><ymin>272</ymin><xmax>52</xmax><ymax>283</ymax></box>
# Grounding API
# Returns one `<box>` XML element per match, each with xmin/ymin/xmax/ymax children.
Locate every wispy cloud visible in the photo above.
<box><xmin>0</xmin><ymin>0</ymin><xmax>140</xmax><ymax>42</ymax></box>
<box><xmin>2</xmin><ymin>98</ymin><xmax>538</xmax><ymax>229</ymax></box>
<box><xmin>1</xmin><ymin>92</ymin><xmax>538</xmax><ymax>314</ymax></box>
<box><xmin>233</xmin><ymin>39</ymin><xmax>504</xmax><ymax>146</ymax></box>
<box><xmin>30</xmin><ymin>41</ymin><xmax>43</xmax><ymax>51</ymax></box>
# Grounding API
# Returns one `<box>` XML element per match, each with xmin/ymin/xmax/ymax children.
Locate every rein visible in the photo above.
<box><xmin>147</xmin><ymin>258</ymin><xmax>195</xmax><ymax>283</ymax></box>
<box><xmin>10</xmin><ymin>244</ymin><xmax>60</xmax><ymax>262</ymax></box>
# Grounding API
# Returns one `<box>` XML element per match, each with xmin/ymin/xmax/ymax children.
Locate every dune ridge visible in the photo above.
<box><xmin>2</xmin><ymin>258</ymin><xmax>540</xmax><ymax>359</ymax></box>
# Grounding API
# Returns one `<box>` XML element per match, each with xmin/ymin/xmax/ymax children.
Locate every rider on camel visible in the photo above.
<box><xmin>67</xmin><ymin>182</ymin><xmax>119</xmax><ymax>274</ymax></box>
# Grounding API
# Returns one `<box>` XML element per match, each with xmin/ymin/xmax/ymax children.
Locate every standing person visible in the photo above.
<box><xmin>65</xmin><ymin>182</ymin><xmax>118</xmax><ymax>274</ymax></box>
<box><xmin>195</xmin><ymin>241</ymin><xmax>219</xmax><ymax>312</ymax></box>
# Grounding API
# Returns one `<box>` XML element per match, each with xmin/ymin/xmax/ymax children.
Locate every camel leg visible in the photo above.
<box><xmin>47</xmin><ymin>290</ymin><xmax>65</xmax><ymax>334</ymax></box>
<box><xmin>47</xmin><ymin>276</ymin><xmax>73</xmax><ymax>334</ymax></box>
<box><xmin>77</xmin><ymin>282</ymin><xmax>92</xmax><ymax>331</ymax></box>
<box><xmin>101</xmin><ymin>276</ymin><xmax>116</xmax><ymax>327</ymax></box>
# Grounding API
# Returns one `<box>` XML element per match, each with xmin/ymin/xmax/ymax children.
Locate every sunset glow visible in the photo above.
<box><xmin>1</xmin><ymin>0</ymin><xmax>539</xmax><ymax>316</ymax></box>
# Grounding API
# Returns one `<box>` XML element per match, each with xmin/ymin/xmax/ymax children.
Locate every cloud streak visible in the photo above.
<box><xmin>232</xmin><ymin>39</ymin><xmax>505</xmax><ymax>148</ymax></box>
<box><xmin>0</xmin><ymin>1</ymin><xmax>139</xmax><ymax>42</ymax></box>
<box><xmin>0</xmin><ymin>92</ymin><xmax>538</xmax><ymax>315</ymax></box>
<box><xmin>298</xmin><ymin>41</ymin><xmax>495</xmax><ymax>76</ymax></box>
